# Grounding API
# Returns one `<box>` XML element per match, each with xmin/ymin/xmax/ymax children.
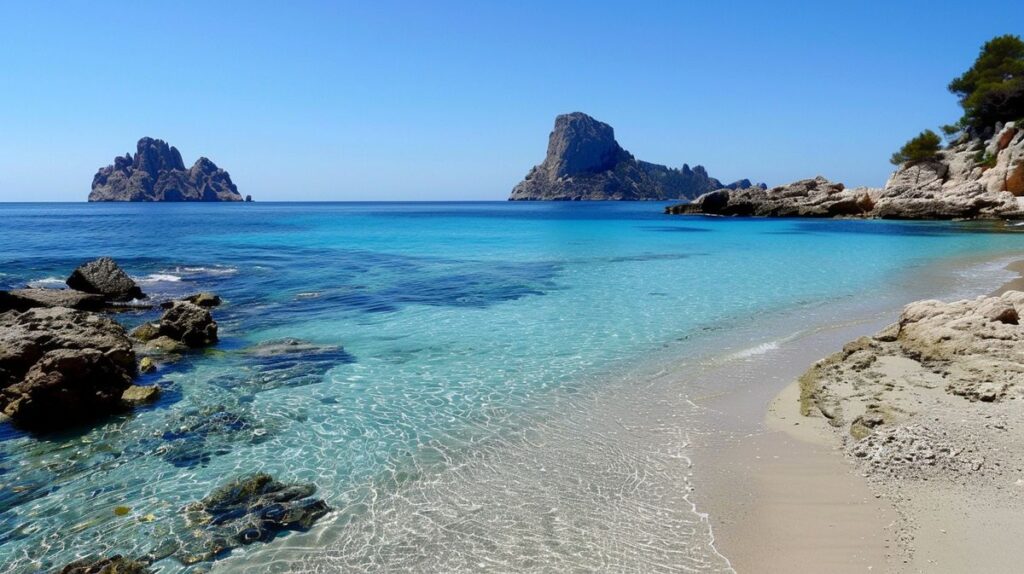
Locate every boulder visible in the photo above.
<box><xmin>509</xmin><ymin>112</ymin><xmax>757</xmax><ymax>200</ymax></box>
<box><xmin>121</xmin><ymin>384</ymin><xmax>160</xmax><ymax>405</ymax></box>
<box><xmin>158</xmin><ymin>302</ymin><xmax>218</xmax><ymax>347</ymax></box>
<box><xmin>1</xmin><ymin>349</ymin><xmax>133</xmax><ymax>429</ymax></box>
<box><xmin>90</xmin><ymin>138</ymin><xmax>245</xmax><ymax>202</ymax></box>
<box><xmin>130</xmin><ymin>322</ymin><xmax>161</xmax><ymax>342</ymax></box>
<box><xmin>0</xmin><ymin>307</ymin><xmax>137</xmax><ymax>430</ymax></box>
<box><xmin>174</xmin><ymin>473</ymin><xmax>330</xmax><ymax>565</ymax></box>
<box><xmin>66</xmin><ymin>257</ymin><xmax>145</xmax><ymax>301</ymax></box>
<box><xmin>183</xmin><ymin>292</ymin><xmax>222</xmax><ymax>307</ymax></box>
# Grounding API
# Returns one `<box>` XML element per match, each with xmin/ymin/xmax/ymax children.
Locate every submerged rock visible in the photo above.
<box><xmin>55</xmin><ymin>555</ymin><xmax>151</xmax><ymax>574</ymax></box>
<box><xmin>0</xmin><ymin>307</ymin><xmax>136</xmax><ymax>430</ymax></box>
<box><xmin>173</xmin><ymin>473</ymin><xmax>330</xmax><ymax>565</ymax></box>
<box><xmin>90</xmin><ymin>137</ymin><xmax>244</xmax><ymax>202</ymax></box>
<box><xmin>509</xmin><ymin>112</ymin><xmax>757</xmax><ymax>201</ymax></box>
<box><xmin>155</xmin><ymin>405</ymin><xmax>270</xmax><ymax>468</ymax></box>
<box><xmin>66</xmin><ymin>257</ymin><xmax>145</xmax><ymax>302</ymax></box>
<box><xmin>158</xmin><ymin>302</ymin><xmax>218</xmax><ymax>347</ymax></box>
<box><xmin>208</xmin><ymin>338</ymin><xmax>355</xmax><ymax>393</ymax></box>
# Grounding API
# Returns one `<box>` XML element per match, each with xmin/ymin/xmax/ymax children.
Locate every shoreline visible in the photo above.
<box><xmin>692</xmin><ymin>257</ymin><xmax>1024</xmax><ymax>572</ymax></box>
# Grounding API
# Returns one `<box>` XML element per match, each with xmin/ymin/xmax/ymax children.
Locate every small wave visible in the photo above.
<box><xmin>727</xmin><ymin>340</ymin><xmax>781</xmax><ymax>360</ymax></box>
<box><xmin>175</xmin><ymin>266</ymin><xmax>238</xmax><ymax>276</ymax></box>
<box><xmin>27</xmin><ymin>277</ymin><xmax>66</xmax><ymax>288</ymax></box>
<box><xmin>136</xmin><ymin>273</ymin><xmax>182</xmax><ymax>283</ymax></box>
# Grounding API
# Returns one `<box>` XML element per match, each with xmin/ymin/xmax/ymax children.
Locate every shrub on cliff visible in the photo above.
<box><xmin>949</xmin><ymin>34</ymin><xmax>1024</xmax><ymax>133</ymax></box>
<box><xmin>890</xmin><ymin>130</ymin><xmax>942</xmax><ymax>166</ymax></box>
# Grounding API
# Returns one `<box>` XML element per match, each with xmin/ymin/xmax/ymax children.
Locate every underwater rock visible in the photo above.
<box><xmin>173</xmin><ymin>473</ymin><xmax>330</xmax><ymax>565</ymax></box>
<box><xmin>154</xmin><ymin>405</ymin><xmax>270</xmax><ymax>468</ymax></box>
<box><xmin>66</xmin><ymin>257</ymin><xmax>145</xmax><ymax>302</ymax></box>
<box><xmin>158</xmin><ymin>302</ymin><xmax>217</xmax><ymax>347</ymax></box>
<box><xmin>122</xmin><ymin>384</ymin><xmax>160</xmax><ymax>405</ymax></box>
<box><xmin>55</xmin><ymin>555</ymin><xmax>151</xmax><ymax>574</ymax></box>
<box><xmin>208</xmin><ymin>339</ymin><xmax>355</xmax><ymax>394</ymax></box>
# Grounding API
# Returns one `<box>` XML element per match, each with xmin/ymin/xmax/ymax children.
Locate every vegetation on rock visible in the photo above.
<box><xmin>890</xmin><ymin>130</ymin><xmax>942</xmax><ymax>166</ymax></box>
<box><xmin>948</xmin><ymin>34</ymin><xmax>1024</xmax><ymax>134</ymax></box>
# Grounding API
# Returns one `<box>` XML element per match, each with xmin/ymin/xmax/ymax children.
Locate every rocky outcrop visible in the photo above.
<box><xmin>157</xmin><ymin>302</ymin><xmax>218</xmax><ymax>347</ymax></box>
<box><xmin>66</xmin><ymin>257</ymin><xmax>145</xmax><ymax>301</ymax></box>
<box><xmin>672</xmin><ymin>122</ymin><xmax>1024</xmax><ymax>219</ymax></box>
<box><xmin>56</xmin><ymin>555</ymin><xmax>152</xmax><ymax>574</ymax></box>
<box><xmin>174</xmin><ymin>473</ymin><xmax>330</xmax><ymax>565</ymax></box>
<box><xmin>799</xmin><ymin>290</ymin><xmax>1024</xmax><ymax>481</ymax></box>
<box><xmin>0</xmin><ymin>307</ymin><xmax>137</xmax><ymax>430</ymax></box>
<box><xmin>666</xmin><ymin>176</ymin><xmax>873</xmax><ymax>217</ymax></box>
<box><xmin>89</xmin><ymin>138</ymin><xmax>244</xmax><ymax>202</ymax></box>
<box><xmin>0</xmin><ymin>288</ymin><xmax>105</xmax><ymax>312</ymax></box>
<box><xmin>509</xmin><ymin>113</ymin><xmax>756</xmax><ymax>200</ymax></box>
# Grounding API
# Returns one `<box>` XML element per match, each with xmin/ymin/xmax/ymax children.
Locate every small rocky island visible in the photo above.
<box><xmin>90</xmin><ymin>138</ymin><xmax>249</xmax><ymax>202</ymax></box>
<box><xmin>509</xmin><ymin>112</ymin><xmax>759</xmax><ymax>201</ymax></box>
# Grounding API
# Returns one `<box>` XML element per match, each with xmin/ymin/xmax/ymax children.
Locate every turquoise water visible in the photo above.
<box><xmin>1</xmin><ymin>202</ymin><xmax>1023</xmax><ymax>572</ymax></box>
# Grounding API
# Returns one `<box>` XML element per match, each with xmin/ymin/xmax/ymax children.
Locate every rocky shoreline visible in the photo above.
<box><xmin>791</xmin><ymin>269</ymin><xmax>1024</xmax><ymax>569</ymax></box>
<box><xmin>669</xmin><ymin>122</ymin><xmax>1024</xmax><ymax>220</ymax></box>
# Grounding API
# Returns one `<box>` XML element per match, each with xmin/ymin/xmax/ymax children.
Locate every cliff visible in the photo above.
<box><xmin>509</xmin><ymin>113</ymin><xmax>755</xmax><ymax>201</ymax></box>
<box><xmin>89</xmin><ymin>138</ymin><xmax>244</xmax><ymax>202</ymax></box>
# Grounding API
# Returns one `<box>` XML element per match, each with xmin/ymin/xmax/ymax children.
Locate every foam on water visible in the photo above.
<box><xmin>0</xmin><ymin>202</ymin><xmax>1022</xmax><ymax>573</ymax></box>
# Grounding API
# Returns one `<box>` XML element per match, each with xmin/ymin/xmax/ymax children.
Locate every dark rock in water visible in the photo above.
<box><xmin>0</xmin><ymin>307</ymin><xmax>136</xmax><ymax>430</ymax></box>
<box><xmin>174</xmin><ymin>473</ymin><xmax>329</xmax><ymax>565</ymax></box>
<box><xmin>209</xmin><ymin>339</ymin><xmax>355</xmax><ymax>394</ymax></box>
<box><xmin>155</xmin><ymin>405</ymin><xmax>269</xmax><ymax>468</ymax></box>
<box><xmin>158</xmin><ymin>302</ymin><xmax>218</xmax><ymax>347</ymax></box>
<box><xmin>66</xmin><ymin>257</ymin><xmax>145</xmax><ymax>302</ymax></box>
<box><xmin>0</xmin><ymin>288</ymin><xmax>105</xmax><ymax>312</ymax></box>
<box><xmin>183</xmin><ymin>292</ymin><xmax>222</xmax><ymax>308</ymax></box>
<box><xmin>90</xmin><ymin>137</ymin><xmax>244</xmax><ymax>202</ymax></box>
<box><xmin>666</xmin><ymin>176</ymin><xmax>873</xmax><ymax>217</ymax></box>
<box><xmin>130</xmin><ymin>322</ymin><xmax>161</xmax><ymax>342</ymax></box>
<box><xmin>245</xmin><ymin>194</ymin><xmax>253</xmax><ymax>202</ymax></box>
<box><xmin>55</xmin><ymin>554</ymin><xmax>151</xmax><ymax>573</ymax></box>
<box><xmin>2</xmin><ymin>348</ymin><xmax>133</xmax><ymax>430</ymax></box>
<box><xmin>509</xmin><ymin>112</ymin><xmax>759</xmax><ymax>200</ymax></box>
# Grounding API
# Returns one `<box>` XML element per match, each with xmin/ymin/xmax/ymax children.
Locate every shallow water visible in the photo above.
<box><xmin>0</xmin><ymin>202</ymin><xmax>1022</xmax><ymax>573</ymax></box>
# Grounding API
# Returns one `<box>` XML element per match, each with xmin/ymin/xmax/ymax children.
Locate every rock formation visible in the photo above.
<box><xmin>174</xmin><ymin>473</ymin><xmax>330</xmax><ymax>565</ymax></box>
<box><xmin>90</xmin><ymin>138</ymin><xmax>244</xmax><ymax>202</ymax></box>
<box><xmin>509</xmin><ymin>112</ymin><xmax>756</xmax><ymax>200</ymax></box>
<box><xmin>66</xmin><ymin>257</ymin><xmax>145</xmax><ymax>301</ymax></box>
<box><xmin>667</xmin><ymin>176</ymin><xmax>874</xmax><ymax>217</ymax></box>
<box><xmin>0</xmin><ymin>306</ymin><xmax>137</xmax><ymax>430</ymax></box>
<box><xmin>670</xmin><ymin>122</ymin><xmax>1024</xmax><ymax>219</ymax></box>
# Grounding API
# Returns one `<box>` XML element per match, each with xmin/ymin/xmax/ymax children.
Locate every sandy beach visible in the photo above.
<box><xmin>692</xmin><ymin>258</ymin><xmax>1024</xmax><ymax>573</ymax></box>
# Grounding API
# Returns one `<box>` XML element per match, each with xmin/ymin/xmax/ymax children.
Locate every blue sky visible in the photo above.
<box><xmin>0</xmin><ymin>1</ymin><xmax>1021</xmax><ymax>201</ymax></box>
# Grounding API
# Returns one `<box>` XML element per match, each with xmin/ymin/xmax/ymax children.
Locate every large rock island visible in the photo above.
<box><xmin>510</xmin><ymin>112</ymin><xmax>756</xmax><ymax>201</ymax></box>
<box><xmin>90</xmin><ymin>138</ymin><xmax>247</xmax><ymax>202</ymax></box>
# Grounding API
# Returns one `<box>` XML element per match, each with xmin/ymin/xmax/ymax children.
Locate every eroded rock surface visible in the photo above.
<box><xmin>158</xmin><ymin>302</ymin><xmax>218</xmax><ymax>347</ymax></box>
<box><xmin>672</xmin><ymin>122</ymin><xmax>1024</xmax><ymax>219</ymax></box>
<box><xmin>0</xmin><ymin>307</ymin><xmax>136</xmax><ymax>430</ymax></box>
<box><xmin>510</xmin><ymin>112</ymin><xmax>756</xmax><ymax>200</ymax></box>
<box><xmin>90</xmin><ymin>137</ymin><xmax>244</xmax><ymax>202</ymax></box>
<box><xmin>66</xmin><ymin>257</ymin><xmax>145</xmax><ymax>301</ymax></box>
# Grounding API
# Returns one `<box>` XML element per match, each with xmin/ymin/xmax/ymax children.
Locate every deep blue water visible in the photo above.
<box><xmin>1</xmin><ymin>202</ymin><xmax>1023</xmax><ymax>572</ymax></box>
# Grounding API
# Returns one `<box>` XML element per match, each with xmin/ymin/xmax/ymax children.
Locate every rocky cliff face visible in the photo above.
<box><xmin>89</xmin><ymin>138</ymin><xmax>244</xmax><ymax>202</ymax></box>
<box><xmin>672</xmin><ymin>122</ymin><xmax>1024</xmax><ymax>219</ymax></box>
<box><xmin>509</xmin><ymin>113</ymin><xmax>755</xmax><ymax>201</ymax></box>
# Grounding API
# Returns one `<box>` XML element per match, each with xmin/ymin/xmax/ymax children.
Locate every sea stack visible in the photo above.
<box><xmin>89</xmin><ymin>137</ymin><xmax>244</xmax><ymax>202</ymax></box>
<box><xmin>509</xmin><ymin>112</ymin><xmax>756</xmax><ymax>201</ymax></box>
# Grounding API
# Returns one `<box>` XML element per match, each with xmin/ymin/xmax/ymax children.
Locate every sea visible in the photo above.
<box><xmin>1</xmin><ymin>202</ymin><xmax>1022</xmax><ymax>573</ymax></box>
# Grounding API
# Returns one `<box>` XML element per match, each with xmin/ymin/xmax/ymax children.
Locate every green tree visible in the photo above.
<box><xmin>891</xmin><ymin>130</ymin><xmax>942</xmax><ymax>165</ymax></box>
<box><xmin>948</xmin><ymin>34</ymin><xmax>1024</xmax><ymax>132</ymax></box>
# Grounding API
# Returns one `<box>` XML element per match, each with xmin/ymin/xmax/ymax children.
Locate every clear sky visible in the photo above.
<box><xmin>0</xmin><ymin>1</ymin><xmax>1021</xmax><ymax>201</ymax></box>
